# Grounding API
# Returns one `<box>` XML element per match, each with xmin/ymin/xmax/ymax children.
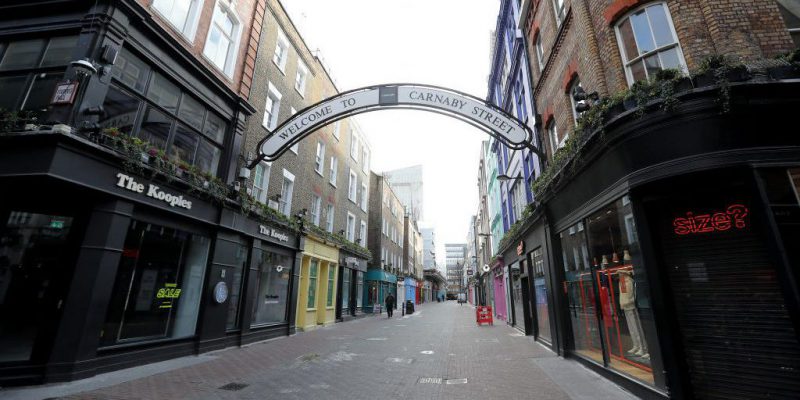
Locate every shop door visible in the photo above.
<box><xmin>510</xmin><ymin>265</ymin><xmax>524</xmax><ymax>331</ymax></box>
<box><xmin>0</xmin><ymin>211</ymin><xmax>77</xmax><ymax>364</ymax></box>
<box><xmin>646</xmin><ymin>175</ymin><xmax>800</xmax><ymax>399</ymax></box>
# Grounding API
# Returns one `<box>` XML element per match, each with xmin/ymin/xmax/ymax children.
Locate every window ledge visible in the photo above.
<box><xmin>273</xmin><ymin>60</ymin><xmax>287</xmax><ymax>75</ymax></box>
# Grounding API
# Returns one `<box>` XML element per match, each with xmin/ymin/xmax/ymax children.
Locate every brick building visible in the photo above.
<box><xmin>366</xmin><ymin>172</ymin><xmax>404</xmax><ymax>311</ymax></box>
<box><xmin>240</xmin><ymin>0</ymin><xmax>371</xmax><ymax>330</ymax></box>
<box><xmin>488</xmin><ymin>0</ymin><xmax>800</xmax><ymax>398</ymax></box>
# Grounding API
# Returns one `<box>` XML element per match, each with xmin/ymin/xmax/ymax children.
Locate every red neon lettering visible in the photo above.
<box><xmin>673</xmin><ymin>204</ymin><xmax>749</xmax><ymax>235</ymax></box>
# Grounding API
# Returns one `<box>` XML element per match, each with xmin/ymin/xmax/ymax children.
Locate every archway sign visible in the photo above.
<box><xmin>250</xmin><ymin>83</ymin><xmax>540</xmax><ymax>168</ymax></box>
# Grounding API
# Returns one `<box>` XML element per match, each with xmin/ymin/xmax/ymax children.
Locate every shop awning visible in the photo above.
<box><xmin>365</xmin><ymin>268</ymin><xmax>397</xmax><ymax>283</ymax></box>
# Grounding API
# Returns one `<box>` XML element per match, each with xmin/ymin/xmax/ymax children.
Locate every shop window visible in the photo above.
<box><xmin>171</xmin><ymin>124</ymin><xmax>199</xmax><ymax>164</ymax></box>
<box><xmin>100</xmin><ymin>221</ymin><xmax>209</xmax><ymax>347</ymax></box>
<box><xmin>203</xmin><ymin>111</ymin><xmax>226</xmax><ymax>144</ymax></box>
<box><xmin>99</xmin><ymin>86</ymin><xmax>142</xmax><ymax>135</ymax></box>
<box><xmin>203</xmin><ymin>1</ymin><xmax>241</xmax><ymax>77</ymax></box>
<box><xmin>112</xmin><ymin>49</ymin><xmax>150</xmax><ymax>93</ymax></box>
<box><xmin>615</xmin><ymin>2</ymin><xmax>686</xmax><ymax>86</ymax></box>
<box><xmin>40</xmin><ymin>36</ymin><xmax>79</xmax><ymax>68</ymax></box>
<box><xmin>211</xmin><ymin>238</ymin><xmax>247</xmax><ymax>331</ymax></box>
<box><xmin>532</xmin><ymin>248</ymin><xmax>551</xmax><ymax>342</ymax></box>
<box><xmin>307</xmin><ymin>260</ymin><xmax>318</xmax><ymax>309</ymax></box>
<box><xmin>0</xmin><ymin>75</ymin><xmax>28</xmax><ymax>111</ymax></box>
<box><xmin>0</xmin><ymin>212</ymin><xmax>74</xmax><ymax>362</ymax></box>
<box><xmin>195</xmin><ymin>139</ymin><xmax>221</xmax><ymax>175</ymax></box>
<box><xmin>777</xmin><ymin>1</ymin><xmax>800</xmax><ymax>47</ymax></box>
<box><xmin>147</xmin><ymin>73</ymin><xmax>180</xmax><ymax>114</ymax></box>
<box><xmin>250</xmin><ymin>249</ymin><xmax>291</xmax><ymax>325</ymax></box>
<box><xmin>178</xmin><ymin>94</ymin><xmax>205</xmax><ymax>131</ymax></box>
<box><xmin>138</xmin><ymin>107</ymin><xmax>172</xmax><ymax>150</ymax></box>
<box><xmin>356</xmin><ymin>271</ymin><xmax>364</xmax><ymax>308</ymax></box>
<box><xmin>342</xmin><ymin>269</ymin><xmax>351</xmax><ymax>310</ymax></box>
<box><xmin>326</xmin><ymin>265</ymin><xmax>336</xmax><ymax>307</ymax></box>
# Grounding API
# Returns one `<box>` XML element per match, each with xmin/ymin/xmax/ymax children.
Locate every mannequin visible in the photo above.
<box><xmin>618</xmin><ymin>250</ymin><xmax>649</xmax><ymax>359</ymax></box>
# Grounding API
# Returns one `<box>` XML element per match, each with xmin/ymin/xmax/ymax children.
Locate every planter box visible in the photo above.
<box><xmin>623</xmin><ymin>97</ymin><xmax>637</xmax><ymax>110</ymax></box>
<box><xmin>768</xmin><ymin>65</ymin><xmax>799</xmax><ymax>80</ymax></box>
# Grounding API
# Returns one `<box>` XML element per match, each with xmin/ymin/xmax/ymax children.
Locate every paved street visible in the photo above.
<box><xmin>5</xmin><ymin>302</ymin><xmax>637</xmax><ymax>400</ymax></box>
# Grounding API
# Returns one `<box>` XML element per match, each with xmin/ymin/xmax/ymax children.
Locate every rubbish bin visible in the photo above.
<box><xmin>405</xmin><ymin>300</ymin><xmax>414</xmax><ymax>314</ymax></box>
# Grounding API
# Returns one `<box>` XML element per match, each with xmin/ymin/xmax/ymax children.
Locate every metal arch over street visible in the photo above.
<box><xmin>249</xmin><ymin>83</ymin><xmax>540</xmax><ymax>168</ymax></box>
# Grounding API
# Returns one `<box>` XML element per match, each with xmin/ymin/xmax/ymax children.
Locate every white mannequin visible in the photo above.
<box><xmin>618</xmin><ymin>252</ymin><xmax>649</xmax><ymax>359</ymax></box>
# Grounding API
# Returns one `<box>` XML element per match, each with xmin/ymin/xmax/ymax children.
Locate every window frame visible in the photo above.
<box><xmin>314</xmin><ymin>140</ymin><xmax>326</xmax><ymax>176</ymax></box>
<box><xmin>295</xmin><ymin>59</ymin><xmax>308</xmax><ymax>96</ymax></box>
<box><xmin>262</xmin><ymin>82</ymin><xmax>282</xmax><ymax>130</ymax></box>
<box><xmin>253</xmin><ymin>161</ymin><xmax>271</xmax><ymax>203</ymax></box>
<box><xmin>325</xmin><ymin>204</ymin><xmax>335</xmax><ymax>233</ymax></box>
<box><xmin>279</xmin><ymin>169</ymin><xmax>295</xmax><ymax>216</ymax></box>
<box><xmin>535</xmin><ymin>34</ymin><xmax>545</xmax><ymax>73</ymax></box>
<box><xmin>310</xmin><ymin>194</ymin><xmax>322</xmax><ymax>226</ymax></box>
<box><xmin>202</xmin><ymin>0</ymin><xmax>242</xmax><ymax>78</ymax></box>
<box><xmin>273</xmin><ymin>29</ymin><xmax>290</xmax><ymax>73</ymax></box>
<box><xmin>151</xmin><ymin>0</ymin><xmax>203</xmax><ymax>42</ymax></box>
<box><xmin>614</xmin><ymin>2</ymin><xmax>687</xmax><ymax>86</ymax></box>
<box><xmin>346</xmin><ymin>212</ymin><xmax>356</xmax><ymax>242</ymax></box>
<box><xmin>568</xmin><ymin>78</ymin><xmax>583</xmax><ymax>126</ymax></box>
<box><xmin>329</xmin><ymin>156</ymin><xmax>338</xmax><ymax>187</ymax></box>
<box><xmin>552</xmin><ymin>0</ymin><xmax>567</xmax><ymax>27</ymax></box>
<box><xmin>360</xmin><ymin>182</ymin><xmax>368</xmax><ymax>211</ymax></box>
<box><xmin>348</xmin><ymin>169</ymin><xmax>358</xmax><ymax>202</ymax></box>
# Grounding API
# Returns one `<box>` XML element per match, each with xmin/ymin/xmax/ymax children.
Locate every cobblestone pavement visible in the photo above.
<box><xmin>10</xmin><ymin>301</ymin><xmax>638</xmax><ymax>400</ymax></box>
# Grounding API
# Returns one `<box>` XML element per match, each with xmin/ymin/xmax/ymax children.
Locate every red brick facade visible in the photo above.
<box><xmin>523</xmin><ymin>0</ymin><xmax>796</xmax><ymax>159</ymax></box>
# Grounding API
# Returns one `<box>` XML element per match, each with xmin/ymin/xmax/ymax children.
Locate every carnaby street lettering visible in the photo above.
<box><xmin>408</xmin><ymin>90</ymin><xmax>467</xmax><ymax>110</ymax></box>
<box><xmin>116</xmin><ymin>173</ymin><xmax>193</xmax><ymax>210</ymax></box>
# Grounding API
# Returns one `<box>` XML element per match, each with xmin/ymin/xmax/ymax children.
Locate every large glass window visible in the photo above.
<box><xmin>100</xmin><ymin>221</ymin><xmax>209</xmax><ymax>346</ymax></box>
<box><xmin>615</xmin><ymin>2</ymin><xmax>686</xmax><ymax>85</ymax></box>
<box><xmin>326</xmin><ymin>265</ymin><xmax>336</xmax><ymax>307</ymax></box>
<box><xmin>251</xmin><ymin>249</ymin><xmax>291</xmax><ymax>325</ymax></box>
<box><xmin>341</xmin><ymin>268</ymin><xmax>351</xmax><ymax>311</ymax></box>
<box><xmin>356</xmin><ymin>271</ymin><xmax>364</xmax><ymax>308</ymax></box>
<box><xmin>307</xmin><ymin>260</ymin><xmax>318</xmax><ymax>309</ymax></box>
<box><xmin>211</xmin><ymin>238</ymin><xmax>247</xmax><ymax>331</ymax></box>
<box><xmin>203</xmin><ymin>2</ymin><xmax>240</xmax><ymax>76</ymax></box>
<box><xmin>561</xmin><ymin>196</ymin><xmax>661</xmax><ymax>387</ymax></box>
<box><xmin>532</xmin><ymin>247</ymin><xmax>551</xmax><ymax>342</ymax></box>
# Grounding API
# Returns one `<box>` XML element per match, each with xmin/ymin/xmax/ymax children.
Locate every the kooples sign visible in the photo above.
<box><xmin>116</xmin><ymin>173</ymin><xmax>192</xmax><ymax>210</ymax></box>
<box><xmin>259</xmin><ymin>225</ymin><xmax>289</xmax><ymax>242</ymax></box>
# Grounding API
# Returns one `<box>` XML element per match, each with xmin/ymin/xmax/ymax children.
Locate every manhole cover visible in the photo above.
<box><xmin>385</xmin><ymin>357</ymin><xmax>414</xmax><ymax>364</ymax></box>
<box><xmin>420</xmin><ymin>350</ymin><xmax>434</xmax><ymax>354</ymax></box>
<box><xmin>418</xmin><ymin>377</ymin><xmax>442</xmax><ymax>384</ymax></box>
<box><xmin>219</xmin><ymin>382</ymin><xmax>249</xmax><ymax>391</ymax></box>
<box><xmin>445</xmin><ymin>378</ymin><xmax>468</xmax><ymax>385</ymax></box>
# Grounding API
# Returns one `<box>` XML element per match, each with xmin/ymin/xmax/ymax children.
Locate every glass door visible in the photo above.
<box><xmin>0</xmin><ymin>211</ymin><xmax>76</xmax><ymax>363</ymax></box>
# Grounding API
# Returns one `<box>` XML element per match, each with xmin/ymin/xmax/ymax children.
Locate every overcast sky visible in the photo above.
<box><xmin>282</xmin><ymin>0</ymin><xmax>499</xmax><ymax>268</ymax></box>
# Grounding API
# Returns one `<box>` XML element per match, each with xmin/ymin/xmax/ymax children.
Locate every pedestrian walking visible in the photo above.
<box><xmin>385</xmin><ymin>293</ymin><xmax>395</xmax><ymax>318</ymax></box>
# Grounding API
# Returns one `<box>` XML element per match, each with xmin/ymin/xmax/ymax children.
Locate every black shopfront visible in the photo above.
<box><xmin>506</xmin><ymin>81</ymin><xmax>800</xmax><ymax>399</ymax></box>
<box><xmin>0</xmin><ymin>0</ymin><xmax>301</xmax><ymax>386</ymax></box>
<box><xmin>336</xmin><ymin>254</ymin><xmax>367</xmax><ymax>321</ymax></box>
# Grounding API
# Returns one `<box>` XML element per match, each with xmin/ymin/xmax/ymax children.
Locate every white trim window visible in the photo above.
<box><xmin>332</xmin><ymin>121</ymin><xmax>341</xmax><ymax>141</ymax></box>
<box><xmin>315</xmin><ymin>141</ymin><xmax>326</xmax><ymax>175</ymax></box>
<box><xmin>326</xmin><ymin>204</ymin><xmax>335</xmax><ymax>232</ymax></box>
<box><xmin>553</xmin><ymin>0</ymin><xmax>567</xmax><ymax>27</ymax></box>
<box><xmin>350</xmin><ymin>129</ymin><xmax>359</xmax><ymax>162</ymax></box>
<box><xmin>362</xmin><ymin>148</ymin><xmax>369</xmax><ymax>173</ymax></box>
<box><xmin>348</xmin><ymin>169</ymin><xmax>357</xmax><ymax>202</ymax></box>
<box><xmin>152</xmin><ymin>0</ymin><xmax>202</xmax><ymax>41</ymax></box>
<box><xmin>273</xmin><ymin>30</ymin><xmax>290</xmax><ymax>73</ymax></box>
<box><xmin>279</xmin><ymin>169</ymin><xmax>295</xmax><ymax>216</ymax></box>
<box><xmin>615</xmin><ymin>2</ymin><xmax>686</xmax><ymax>86</ymax></box>
<box><xmin>346</xmin><ymin>212</ymin><xmax>356</xmax><ymax>242</ymax></box>
<box><xmin>359</xmin><ymin>220</ymin><xmax>367</xmax><ymax>246</ymax></box>
<box><xmin>203</xmin><ymin>1</ymin><xmax>242</xmax><ymax>77</ymax></box>
<box><xmin>310</xmin><ymin>194</ymin><xmax>322</xmax><ymax>226</ymax></box>
<box><xmin>548</xmin><ymin>120</ymin><xmax>566</xmax><ymax>154</ymax></box>
<box><xmin>360</xmin><ymin>182</ymin><xmax>368</xmax><ymax>211</ymax></box>
<box><xmin>329</xmin><ymin>156</ymin><xmax>338</xmax><ymax>186</ymax></box>
<box><xmin>289</xmin><ymin>107</ymin><xmax>298</xmax><ymax>154</ymax></box>
<box><xmin>295</xmin><ymin>60</ymin><xmax>308</xmax><ymax>96</ymax></box>
<box><xmin>253</xmin><ymin>162</ymin><xmax>271</xmax><ymax>203</ymax></box>
<box><xmin>262</xmin><ymin>82</ymin><xmax>281</xmax><ymax>130</ymax></box>
<box><xmin>535</xmin><ymin>35</ymin><xmax>545</xmax><ymax>73</ymax></box>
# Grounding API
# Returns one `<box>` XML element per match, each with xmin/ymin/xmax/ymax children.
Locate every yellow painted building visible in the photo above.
<box><xmin>296</xmin><ymin>235</ymin><xmax>339</xmax><ymax>331</ymax></box>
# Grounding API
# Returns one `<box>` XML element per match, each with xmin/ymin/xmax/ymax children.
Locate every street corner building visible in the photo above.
<box><xmin>0</xmin><ymin>0</ymin><xmax>315</xmax><ymax>386</ymax></box>
<box><xmin>479</xmin><ymin>0</ymin><xmax>800</xmax><ymax>399</ymax></box>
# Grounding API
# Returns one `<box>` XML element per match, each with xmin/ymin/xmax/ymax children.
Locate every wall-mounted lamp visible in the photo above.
<box><xmin>496</xmin><ymin>174</ymin><xmax>523</xmax><ymax>182</ymax></box>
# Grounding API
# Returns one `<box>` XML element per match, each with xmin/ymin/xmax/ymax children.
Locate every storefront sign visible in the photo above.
<box><xmin>516</xmin><ymin>241</ymin><xmax>525</xmax><ymax>256</ymax></box>
<box><xmin>673</xmin><ymin>204</ymin><xmax>749</xmax><ymax>235</ymax></box>
<box><xmin>259</xmin><ymin>225</ymin><xmax>290</xmax><ymax>242</ymax></box>
<box><xmin>115</xmin><ymin>173</ymin><xmax>192</xmax><ymax>210</ymax></box>
<box><xmin>156</xmin><ymin>283</ymin><xmax>181</xmax><ymax>309</ymax></box>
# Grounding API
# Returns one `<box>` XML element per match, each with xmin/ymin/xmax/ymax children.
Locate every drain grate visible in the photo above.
<box><xmin>445</xmin><ymin>378</ymin><xmax>468</xmax><ymax>385</ymax></box>
<box><xmin>385</xmin><ymin>357</ymin><xmax>414</xmax><ymax>364</ymax></box>
<box><xmin>418</xmin><ymin>377</ymin><xmax>443</xmax><ymax>384</ymax></box>
<box><xmin>219</xmin><ymin>382</ymin><xmax>249</xmax><ymax>391</ymax></box>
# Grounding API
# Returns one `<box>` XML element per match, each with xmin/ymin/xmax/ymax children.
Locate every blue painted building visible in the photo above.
<box><xmin>487</xmin><ymin>0</ymin><xmax>541</xmax><ymax>234</ymax></box>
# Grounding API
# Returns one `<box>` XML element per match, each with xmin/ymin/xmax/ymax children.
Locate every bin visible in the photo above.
<box><xmin>405</xmin><ymin>300</ymin><xmax>414</xmax><ymax>314</ymax></box>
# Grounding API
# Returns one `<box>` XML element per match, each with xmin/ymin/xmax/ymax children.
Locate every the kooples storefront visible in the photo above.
<box><xmin>0</xmin><ymin>141</ymin><xmax>299</xmax><ymax>384</ymax></box>
<box><xmin>539</xmin><ymin>83</ymin><xmax>800</xmax><ymax>399</ymax></box>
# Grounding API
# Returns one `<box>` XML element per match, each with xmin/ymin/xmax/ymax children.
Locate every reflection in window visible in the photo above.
<box><xmin>113</xmin><ymin>49</ymin><xmax>150</xmax><ymax>93</ymax></box>
<box><xmin>0</xmin><ymin>75</ymin><xmax>28</xmax><ymax>110</ymax></box>
<box><xmin>22</xmin><ymin>73</ymin><xmax>63</xmax><ymax>116</ymax></box>
<box><xmin>147</xmin><ymin>73</ymin><xmax>180</xmax><ymax>113</ymax></box>
<box><xmin>203</xmin><ymin>3</ymin><xmax>240</xmax><ymax>76</ymax></box>
<box><xmin>100</xmin><ymin>220</ymin><xmax>209</xmax><ymax>346</ymax></box>
<box><xmin>532</xmin><ymin>248</ymin><xmax>551</xmax><ymax>342</ymax></box>
<box><xmin>251</xmin><ymin>249</ymin><xmax>291</xmax><ymax>325</ymax></box>
<box><xmin>138</xmin><ymin>107</ymin><xmax>172</xmax><ymax>150</ymax></box>
<box><xmin>171</xmin><ymin>124</ymin><xmax>199</xmax><ymax>164</ymax></box>
<box><xmin>40</xmin><ymin>36</ymin><xmax>78</xmax><ymax>67</ymax></box>
<box><xmin>179</xmin><ymin>95</ymin><xmax>205</xmax><ymax>131</ymax></box>
<box><xmin>100</xmin><ymin>86</ymin><xmax>141</xmax><ymax>135</ymax></box>
<box><xmin>211</xmin><ymin>239</ymin><xmax>246</xmax><ymax>331</ymax></box>
<box><xmin>0</xmin><ymin>39</ymin><xmax>46</xmax><ymax>70</ymax></box>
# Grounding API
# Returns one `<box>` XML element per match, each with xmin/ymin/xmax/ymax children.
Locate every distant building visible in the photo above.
<box><xmin>383</xmin><ymin>165</ymin><xmax>424</xmax><ymax>222</ymax></box>
<box><xmin>421</xmin><ymin>228</ymin><xmax>437</xmax><ymax>271</ymax></box>
<box><xmin>445</xmin><ymin>243</ymin><xmax>466</xmax><ymax>298</ymax></box>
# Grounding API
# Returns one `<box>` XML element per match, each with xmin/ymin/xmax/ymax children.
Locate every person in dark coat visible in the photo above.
<box><xmin>385</xmin><ymin>293</ymin><xmax>395</xmax><ymax>318</ymax></box>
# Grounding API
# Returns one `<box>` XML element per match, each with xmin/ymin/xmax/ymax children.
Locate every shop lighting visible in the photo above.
<box><xmin>496</xmin><ymin>174</ymin><xmax>523</xmax><ymax>182</ymax></box>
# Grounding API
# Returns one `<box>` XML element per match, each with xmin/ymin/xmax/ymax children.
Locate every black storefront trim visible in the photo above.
<box><xmin>568</xmin><ymin>352</ymin><xmax>669</xmax><ymax>400</ymax></box>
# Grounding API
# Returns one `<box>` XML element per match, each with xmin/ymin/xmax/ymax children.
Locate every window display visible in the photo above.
<box><xmin>532</xmin><ymin>248</ymin><xmax>551</xmax><ymax>342</ymax></box>
<box><xmin>100</xmin><ymin>221</ymin><xmax>208</xmax><ymax>346</ymax></box>
<box><xmin>251</xmin><ymin>249</ymin><xmax>291</xmax><ymax>326</ymax></box>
